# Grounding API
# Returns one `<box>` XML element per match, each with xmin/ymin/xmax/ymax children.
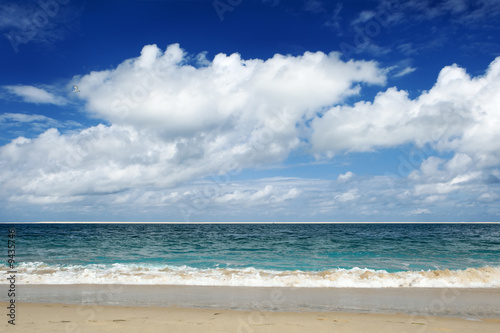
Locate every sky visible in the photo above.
<box><xmin>0</xmin><ymin>0</ymin><xmax>499</xmax><ymax>222</ymax></box>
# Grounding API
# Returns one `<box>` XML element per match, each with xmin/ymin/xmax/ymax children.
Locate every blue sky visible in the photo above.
<box><xmin>0</xmin><ymin>0</ymin><xmax>499</xmax><ymax>222</ymax></box>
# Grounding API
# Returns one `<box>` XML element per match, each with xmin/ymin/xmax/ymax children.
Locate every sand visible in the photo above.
<box><xmin>6</xmin><ymin>284</ymin><xmax>500</xmax><ymax>316</ymax></box>
<box><xmin>2</xmin><ymin>302</ymin><xmax>500</xmax><ymax>333</ymax></box>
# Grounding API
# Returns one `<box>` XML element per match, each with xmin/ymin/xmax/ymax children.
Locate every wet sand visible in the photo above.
<box><xmin>1</xmin><ymin>285</ymin><xmax>500</xmax><ymax>332</ymax></box>
<box><xmin>2</xmin><ymin>284</ymin><xmax>500</xmax><ymax>318</ymax></box>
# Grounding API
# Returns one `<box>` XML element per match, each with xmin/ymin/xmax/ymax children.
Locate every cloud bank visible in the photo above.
<box><xmin>1</xmin><ymin>44</ymin><xmax>499</xmax><ymax>221</ymax></box>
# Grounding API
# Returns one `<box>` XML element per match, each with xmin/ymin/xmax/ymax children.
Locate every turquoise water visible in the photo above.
<box><xmin>2</xmin><ymin>223</ymin><xmax>500</xmax><ymax>287</ymax></box>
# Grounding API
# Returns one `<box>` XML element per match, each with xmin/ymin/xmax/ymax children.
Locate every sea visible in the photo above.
<box><xmin>2</xmin><ymin>223</ymin><xmax>500</xmax><ymax>288</ymax></box>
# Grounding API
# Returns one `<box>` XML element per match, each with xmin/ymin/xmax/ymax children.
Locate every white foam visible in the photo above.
<box><xmin>2</xmin><ymin>263</ymin><xmax>500</xmax><ymax>288</ymax></box>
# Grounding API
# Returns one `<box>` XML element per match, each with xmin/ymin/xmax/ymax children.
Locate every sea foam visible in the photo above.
<box><xmin>2</xmin><ymin>263</ymin><xmax>500</xmax><ymax>288</ymax></box>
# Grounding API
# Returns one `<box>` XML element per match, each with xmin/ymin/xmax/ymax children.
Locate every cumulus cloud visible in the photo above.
<box><xmin>0</xmin><ymin>44</ymin><xmax>385</xmax><ymax>207</ymax></box>
<box><xmin>75</xmin><ymin>43</ymin><xmax>385</xmax><ymax>136</ymax></box>
<box><xmin>311</xmin><ymin>57</ymin><xmax>500</xmax><ymax>165</ymax></box>
<box><xmin>3</xmin><ymin>85</ymin><xmax>66</xmax><ymax>105</ymax></box>
<box><xmin>1</xmin><ymin>44</ymin><xmax>500</xmax><ymax>221</ymax></box>
<box><xmin>309</xmin><ymin>57</ymin><xmax>500</xmax><ymax>219</ymax></box>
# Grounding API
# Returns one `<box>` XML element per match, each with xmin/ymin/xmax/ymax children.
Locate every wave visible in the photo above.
<box><xmin>2</xmin><ymin>263</ymin><xmax>500</xmax><ymax>288</ymax></box>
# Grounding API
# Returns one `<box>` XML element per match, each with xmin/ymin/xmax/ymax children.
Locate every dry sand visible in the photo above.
<box><xmin>2</xmin><ymin>302</ymin><xmax>500</xmax><ymax>333</ymax></box>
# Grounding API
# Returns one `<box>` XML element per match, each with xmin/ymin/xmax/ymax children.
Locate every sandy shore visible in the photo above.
<box><xmin>1</xmin><ymin>302</ymin><xmax>499</xmax><ymax>333</ymax></box>
<box><xmin>3</xmin><ymin>284</ymin><xmax>500</xmax><ymax>317</ymax></box>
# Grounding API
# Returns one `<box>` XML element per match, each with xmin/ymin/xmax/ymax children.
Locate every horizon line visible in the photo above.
<box><xmin>1</xmin><ymin>221</ymin><xmax>500</xmax><ymax>224</ymax></box>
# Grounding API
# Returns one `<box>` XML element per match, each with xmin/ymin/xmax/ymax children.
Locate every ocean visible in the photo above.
<box><xmin>2</xmin><ymin>223</ymin><xmax>500</xmax><ymax>288</ymax></box>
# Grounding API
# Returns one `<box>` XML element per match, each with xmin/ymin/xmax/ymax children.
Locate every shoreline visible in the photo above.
<box><xmin>1</xmin><ymin>284</ymin><xmax>500</xmax><ymax>319</ymax></box>
<box><xmin>1</xmin><ymin>302</ymin><xmax>500</xmax><ymax>333</ymax></box>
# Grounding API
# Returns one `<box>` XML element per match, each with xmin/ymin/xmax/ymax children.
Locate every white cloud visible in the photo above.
<box><xmin>311</xmin><ymin>57</ymin><xmax>500</xmax><ymax>167</ymax></box>
<box><xmin>1</xmin><ymin>44</ymin><xmax>500</xmax><ymax>221</ymax></box>
<box><xmin>394</xmin><ymin>66</ymin><xmax>417</xmax><ymax>77</ymax></box>
<box><xmin>337</xmin><ymin>171</ymin><xmax>354</xmax><ymax>182</ymax></box>
<box><xmin>309</xmin><ymin>57</ymin><xmax>500</xmax><ymax>220</ymax></box>
<box><xmin>75</xmin><ymin>44</ymin><xmax>385</xmax><ymax>137</ymax></box>
<box><xmin>398</xmin><ymin>152</ymin><xmax>483</xmax><ymax>201</ymax></box>
<box><xmin>410</xmin><ymin>208</ymin><xmax>431</xmax><ymax>215</ymax></box>
<box><xmin>0</xmin><ymin>112</ymin><xmax>80</xmax><ymax>137</ymax></box>
<box><xmin>0</xmin><ymin>112</ymin><xmax>55</xmax><ymax>124</ymax></box>
<box><xmin>0</xmin><ymin>44</ymin><xmax>384</xmax><ymax>205</ymax></box>
<box><xmin>9</xmin><ymin>194</ymin><xmax>84</xmax><ymax>204</ymax></box>
<box><xmin>423</xmin><ymin>195</ymin><xmax>445</xmax><ymax>203</ymax></box>
<box><xmin>3</xmin><ymin>85</ymin><xmax>66</xmax><ymax>105</ymax></box>
<box><xmin>478</xmin><ymin>192</ymin><xmax>499</xmax><ymax>202</ymax></box>
<box><xmin>351</xmin><ymin>10</ymin><xmax>376</xmax><ymax>25</ymax></box>
<box><xmin>214</xmin><ymin>185</ymin><xmax>300</xmax><ymax>206</ymax></box>
<box><xmin>335</xmin><ymin>188</ymin><xmax>359</xmax><ymax>203</ymax></box>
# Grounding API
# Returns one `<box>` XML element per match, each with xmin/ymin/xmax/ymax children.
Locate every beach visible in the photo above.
<box><xmin>2</xmin><ymin>285</ymin><xmax>500</xmax><ymax>332</ymax></box>
<box><xmin>2</xmin><ymin>224</ymin><xmax>499</xmax><ymax>331</ymax></box>
<box><xmin>3</xmin><ymin>285</ymin><xmax>500</xmax><ymax>317</ymax></box>
<box><xmin>2</xmin><ymin>301</ymin><xmax>500</xmax><ymax>333</ymax></box>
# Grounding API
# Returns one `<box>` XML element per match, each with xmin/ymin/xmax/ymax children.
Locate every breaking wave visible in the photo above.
<box><xmin>2</xmin><ymin>263</ymin><xmax>500</xmax><ymax>288</ymax></box>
